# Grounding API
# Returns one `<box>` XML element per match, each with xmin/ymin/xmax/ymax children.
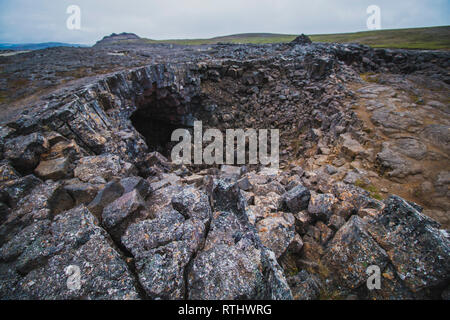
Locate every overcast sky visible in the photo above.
<box><xmin>0</xmin><ymin>0</ymin><xmax>449</xmax><ymax>44</ymax></box>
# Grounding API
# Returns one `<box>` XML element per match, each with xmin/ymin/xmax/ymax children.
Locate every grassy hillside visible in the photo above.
<box><xmin>138</xmin><ymin>26</ymin><xmax>449</xmax><ymax>50</ymax></box>
<box><xmin>309</xmin><ymin>26</ymin><xmax>450</xmax><ymax>50</ymax></box>
<box><xmin>143</xmin><ymin>33</ymin><xmax>298</xmax><ymax>45</ymax></box>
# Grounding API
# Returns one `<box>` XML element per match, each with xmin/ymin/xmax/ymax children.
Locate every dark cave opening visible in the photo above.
<box><xmin>130</xmin><ymin>112</ymin><xmax>184</xmax><ymax>157</ymax></box>
<box><xmin>129</xmin><ymin>87</ymin><xmax>196</xmax><ymax>158</ymax></box>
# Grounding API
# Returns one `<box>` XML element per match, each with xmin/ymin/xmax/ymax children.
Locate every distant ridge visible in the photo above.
<box><xmin>91</xmin><ymin>26</ymin><xmax>449</xmax><ymax>50</ymax></box>
<box><xmin>95</xmin><ymin>32</ymin><xmax>141</xmax><ymax>46</ymax></box>
<box><xmin>0</xmin><ymin>42</ymin><xmax>88</xmax><ymax>51</ymax></box>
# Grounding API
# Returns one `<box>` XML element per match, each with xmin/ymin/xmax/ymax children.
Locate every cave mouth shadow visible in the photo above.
<box><xmin>130</xmin><ymin>111</ymin><xmax>186</xmax><ymax>157</ymax></box>
<box><xmin>129</xmin><ymin>87</ymin><xmax>204</xmax><ymax>159</ymax></box>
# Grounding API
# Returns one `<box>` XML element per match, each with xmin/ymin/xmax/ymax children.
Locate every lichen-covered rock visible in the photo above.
<box><xmin>366</xmin><ymin>264</ymin><xmax>415</xmax><ymax>300</ymax></box>
<box><xmin>246</xmin><ymin>205</ymin><xmax>271</xmax><ymax>225</ymax></box>
<box><xmin>256</xmin><ymin>212</ymin><xmax>295</xmax><ymax>258</ymax></box>
<box><xmin>322</xmin><ymin>215</ymin><xmax>389</xmax><ymax>293</ymax></box>
<box><xmin>120</xmin><ymin>176</ymin><xmax>150</xmax><ymax>198</ymax></box>
<box><xmin>188</xmin><ymin>209</ymin><xmax>291</xmax><ymax>300</ymax></box>
<box><xmin>308</xmin><ymin>193</ymin><xmax>337</xmax><ymax>222</ymax></box>
<box><xmin>306</xmin><ymin>221</ymin><xmax>334</xmax><ymax>245</ymax></box>
<box><xmin>64</xmin><ymin>183</ymin><xmax>98</xmax><ymax>206</ymax></box>
<box><xmin>134</xmin><ymin>240</ymin><xmax>193</xmax><ymax>299</ymax></box>
<box><xmin>171</xmin><ymin>186</ymin><xmax>212</xmax><ymax>223</ymax></box>
<box><xmin>187</xmin><ymin>179</ymin><xmax>292</xmax><ymax>300</ymax></box>
<box><xmin>254</xmin><ymin>192</ymin><xmax>282</xmax><ymax>211</ymax></box>
<box><xmin>331</xmin><ymin>182</ymin><xmax>370</xmax><ymax>207</ymax></box>
<box><xmin>367</xmin><ymin>196</ymin><xmax>450</xmax><ymax>294</ymax></box>
<box><xmin>282</xmin><ymin>185</ymin><xmax>311</xmax><ymax>213</ymax></box>
<box><xmin>0</xmin><ymin>161</ymin><xmax>20</xmax><ymax>183</ymax></box>
<box><xmin>287</xmin><ymin>270</ymin><xmax>321</xmax><ymax>300</ymax></box>
<box><xmin>74</xmin><ymin>154</ymin><xmax>134</xmax><ymax>183</ymax></box>
<box><xmin>102</xmin><ymin>189</ymin><xmax>144</xmax><ymax>239</ymax></box>
<box><xmin>121</xmin><ymin>209</ymin><xmax>185</xmax><ymax>259</ymax></box>
<box><xmin>0</xmin><ymin>180</ymin><xmax>74</xmax><ymax>250</ymax></box>
<box><xmin>328</xmin><ymin>214</ymin><xmax>346</xmax><ymax>231</ymax></box>
<box><xmin>43</xmin><ymin>139</ymin><xmax>83</xmax><ymax>162</ymax></box>
<box><xmin>0</xmin><ymin>206</ymin><xmax>139</xmax><ymax>299</ymax></box>
<box><xmin>34</xmin><ymin>157</ymin><xmax>71</xmax><ymax>180</ymax></box>
<box><xmin>120</xmin><ymin>186</ymin><xmax>212</xmax><ymax>300</ymax></box>
<box><xmin>0</xmin><ymin>174</ymin><xmax>42</xmax><ymax>208</ymax></box>
<box><xmin>87</xmin><ymin>181</ymin><xmax>124</xmax><ymax>219</ymax></box>
<box><xmin>188</xmin><ymin>243</ymin><xmax>264</xmax><ymax>299</ymax></box>
<box><xmin>4</xmin><ymin>133</ymin><xmax>49</xmax><ymax>174</ymax></box>
<box><xmin>253</xmin><ymin>181</ymin><xmax>286</xmax><ymax>196</ymax></box>
<box><xmin>16</xmin><ymin>180</ymin><xmax>73</xmax><ymax>217</ymax></box>
<box><xmin>293</xmin><ymin>211</ymin><xmax>311</xmax><ymax>235</ymax></box>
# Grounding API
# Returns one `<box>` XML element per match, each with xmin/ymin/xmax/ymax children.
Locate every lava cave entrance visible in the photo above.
<box><xmin>130</xmin><ymin>112</ymin><xmax>186</xmax><ymax>157</ymax></box>
<box><xmin>129</xmin><ymin>88</ymin><xmax>197</xmax><ymax>157</ymax></box>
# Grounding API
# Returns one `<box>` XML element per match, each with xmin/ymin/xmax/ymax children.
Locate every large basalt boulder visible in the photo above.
<box><xmin>43</xmin><ymin>139</ymin><xmax>83</xmax><ymax>162</ymax></box>
<box><xmin>0</xmin><ymin>180</ymin><xmax>69</xmax><ymax>246</ymax></box>
<box><xmin>188</xmin><ymin>242</ymin><xmax>265</xmax><ymax>299</ymax></box>
<box><xmin>305</xmin><ymin>56</ymin><xmax>334</xmax><ymax>80</ymax></box>
<box><xmin>256</xmin><ymin>212</ymin><xmax>295</xmax><ymax>258</ymax></box>
<box><xmin>367</xmin><ymin>196</ymin><xmax>450</xmax><ymax>295</ymax></box>
<box><xmin>322</xmin><ymin>215</ymin><xmax>390</xmax><ymax>294</ymax></box>
<box><xmin>307</xmin><ymin>193</ymin><xmax>337</xmax><ymax>222</ymax></box>
<box><xmin>282</xmin><ymin>184</ymin><xmax>311</xmax><ymax>213</ymax></box>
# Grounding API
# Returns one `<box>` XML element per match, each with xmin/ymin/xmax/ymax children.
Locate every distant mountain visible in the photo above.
<box><xmin>94</xmin><ymin>33</ymin><xmax>141</xmax><ymax>46</ymax></box>
<box><xmin>0</xmin><ymin>42</ymin><xmax>89</xmax><ymax>51</ymax></box>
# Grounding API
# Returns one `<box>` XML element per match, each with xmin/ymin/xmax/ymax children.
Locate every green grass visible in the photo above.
<box><xmin>355</xmin><ymin>180</ymin><xmax>383</xmax><ymax>201</ymax></box>
<box><xmin>142</xmin><ymin>33</ymin><xmax>298</xmax><ymax>45</ymax></box>
<box><xmin>309</xmin><ymin>26</ymin><xmax>450</xmax><ymax>50</ymax></box>
<box><xmin>111</xmin><ymin>26</ymin><xmax>450</xmax><ymax>50</ymax></box>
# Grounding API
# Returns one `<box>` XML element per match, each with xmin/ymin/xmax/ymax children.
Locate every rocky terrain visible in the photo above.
<box><xmin>0</xmin><ymin>35</ymin><xmax>449</xmax><ymax>300</ymax></box>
